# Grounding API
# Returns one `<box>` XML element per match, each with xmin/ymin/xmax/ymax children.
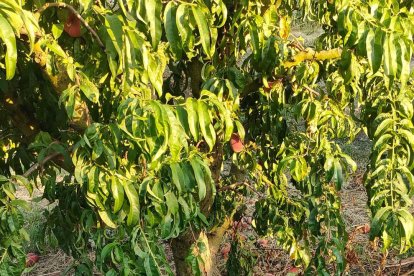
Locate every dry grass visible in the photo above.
<box><xmin>23</xmin><ymin>250</ymin><xmax>74</xmax><ymax>276</ymax></box>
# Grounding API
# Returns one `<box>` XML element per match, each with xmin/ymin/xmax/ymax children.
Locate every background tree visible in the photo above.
<box><xmin>0</xmin><ymin>0</ymin><xmax>413</xmax><ymax>275</ymax></box>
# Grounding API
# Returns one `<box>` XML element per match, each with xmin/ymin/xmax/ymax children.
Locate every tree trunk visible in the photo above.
<box><xmin>187</xmin><ymin>59</ymin><xmax>203</xmax><ymax>98</ymax></box>
<box><xmin>171</xmin><ymin>232</ymin><xmax>196</xmax><ymax>275</ymax></box>
<box><xmin>171</xmin><ymin>220</ymin><xmax>231</xmax><ymax>275</ymax></box>
<box><xmin>171</xmin><ymin>142</ymin><xmax>229</xmax><ymax>275</ymax></box>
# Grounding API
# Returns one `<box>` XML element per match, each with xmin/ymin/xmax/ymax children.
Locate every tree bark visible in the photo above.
<box><xmin>188</xmin><ymin>59</ymin><xmax>204</xmax><ymax>98</ymax></box>
<box><xmin>171</xmin><ymin>231</ymin><xmax>197</xmax><ymax>276</ymax></box>
<box><xmin>171</xmin><ymin>142</ymin><xmax>231</xmax><ymax>275</ymax></box>
<box><xmin>171</xmin><ymin>220</ymin><xmax>231</xmax><ymax>276</ymax></box>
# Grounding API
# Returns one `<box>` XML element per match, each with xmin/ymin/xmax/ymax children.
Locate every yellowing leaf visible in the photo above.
<box><xmin>279</xmin><ymin>16</ymin><xmax>290</xmax><ymax>40</ymax></box>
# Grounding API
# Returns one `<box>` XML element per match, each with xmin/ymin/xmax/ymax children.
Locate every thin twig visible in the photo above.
<box><xmin>36</xmin><ymin>2</ymin><xmax>105</xmax><ymax>50</ymax></box>
<box><xmin>23</xmin><ymin>145</ymin><xmax>73</xmax><ymax>178</ymax></box>
<box><xmin>401</xmin><ymin>268</ymin><xmax>414</xmax><ymax>276</ymax></box>
<box><xmin>23</xmin><ymin>151</ymin><xmax>61</xmax><ymax>177</ymax></box>
<box><xmin>376</xmin><ymin>251</ymin><xmax>388</xmax><ymax>276</ymax></box>
<box><xmin>218</xmin><ymin>182</ymin><xmax>263</xmax><ymax>197</ymax></box>
<box><xmin>303</xmin><ymin>85</ymin><xmax>320</xmax><ymax>97</ymax></box>
<box><xmin>386</xmin><ymin>257</ymin><xmax>414</xmax><ymax>268</ymax></box>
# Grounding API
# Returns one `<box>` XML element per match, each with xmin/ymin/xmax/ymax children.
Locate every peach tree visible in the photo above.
<box><xmin>0</xmin><ymin>0</ymin><xmax>414</xmax><ymax>275</ymax></box>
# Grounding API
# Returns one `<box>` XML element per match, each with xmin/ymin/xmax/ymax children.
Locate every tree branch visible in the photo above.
<box><xmin>23</xmin><ymin>152</ymin><xmax>60</xmax><ymax>177</ymax></box>
<box><xmin>23</xmin><ymin>145</ymin><xmax>74</xmax><ymax>178</ymax></box>
<box><xmin>386</xmin><ymin>257</ymin><xmax>414</xmax><ymax>268</ymax></box>
<box><xmin>36</xmin><ymin>2</ymin><xmax>105</xmax><ymax>50</ymax></box>
<box><xmin>283</xmin><ymin>48</ymin><xmax>343</xmax><ymax>68</ymax></box>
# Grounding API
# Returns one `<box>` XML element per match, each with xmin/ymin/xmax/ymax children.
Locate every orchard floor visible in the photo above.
<box><xmin>17</xmin><ymin>132</ymin><xmax>414</xmax><ymax>276</ymax></box>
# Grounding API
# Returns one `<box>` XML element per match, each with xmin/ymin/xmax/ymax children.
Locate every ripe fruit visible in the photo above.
<box><xmin>232</xmin><ymin>220</ymin><xmax>242</xmax><ymax>230</ymax></box>
<box><xmin>362</xmin><ymin>224</ymin><xmax>370</xmax><ymax>234</ymax></box>
<box><xmin>287</xmin><ymin>266</ymin><xmax>300</xmax><ymax>275</ymax></box>
<box><xmin>221</xmin><ymin>242</ymin><xmax>231</xmax><ymax>257</ymax></box>
<box><xmin>64</xmin><ymin>13</ymin><xmax>81</xmax><ymax>38</ymax></box>
<box><xmin>257</xmin><ymin>238</ymin><xmax>269</xmax><ymax>248</ymax></box>
<box><xmin>25</xmin><ymin>253</ymin><xmax>40</xmax><ymax>267</ymax></box>
<box><xmin>230</xmin><ymin>133</ymin><xmax>244</xmax><ymax>153</ymax></box>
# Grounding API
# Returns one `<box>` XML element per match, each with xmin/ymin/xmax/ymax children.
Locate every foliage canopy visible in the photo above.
<box><xmin>0</xmin><ymin>0</ymin><xmax>414</xmax><ymax>275</ymax></box>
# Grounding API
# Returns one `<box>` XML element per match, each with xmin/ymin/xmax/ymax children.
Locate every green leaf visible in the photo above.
<box><xmin>384</xmin><ymin>33</ymin><xmax>397</xmax><ymax>79</ymax></box>
<box><xmin>333</xmin><ymin>160</ymin><xmax>343</xmax><ymax>190</ymax></box>
<box><xmin>397</xmin><ymin>209</ymin><xmax>414</xmax><ymax>251</ymax></box>
<box><xmin>164</xmin><ymin>1</ymin><xmax>182</xmax><ymax>59</ymax></box>
<box><xmin>235</xmin><ymin>120</ymin><xmax>245</xmax><ymax>141</ymax></box>
<box><xmin>21</xmin><ymin>10</ymin><xmax>39</xmax><ymax>53</ymax></box>
<box><xmin>79</xmin><ymin>0</ymin><xmax>93</xmax><ymax>11</ymax></box>
<box><xmin>178</xmin><ymin>197</ymin><xmax>191</xmax><ymax>220</ymax></box>
<box><xmin>176</xmin><ymin>4</ymin><xmax>195</xmax><ymax>56</ymax></box>
<box><xmin>398</xmin><ymin>129</ymin><xmax>414</xmax><ymax>150</ymax></box>
<box><xmin>374</xmin><ymin>118</ymin><xmax>394</xmax><ymax>139</ymax></box>
<box><xmin>176</xmin><ymin>106</ymin><xmax>191</xmax><ymax>135</ymax></box>
<box><xmin>190</xmin><ymin>156</ymin><xmax>206</xmax><ymax>200</ymax></box>
<box><xmin>146</xmin><ymin>0</ymin><xmax>162</xmax><ymax>49</ymax></box>
<box><xmin>10</xmin><ymin>199</ymin><xmax>29</xmax><ymax>210</ymax></box>
<box><xmin>165</xmin><ymin>191</ymin><xmax>179</xmax><ymax>216</ymax></box>
<box><xmin>290</xmin><ymin>157</ymin><xmax>308</xmax><ymax>182</ymax></box>
<box><xmin>98</xmin><ymin>210</ymin><xmax>117</xmax><ymax>228</ymax></box>
<box><xmin>371</xmin><ymin>206</ymin><xmax>393</xmax><ymax>237</ymax></box>
<box><xmin>105</xmin><ymin>15</ymin><xmax>124</xmax><ymax>57</ymax></box>
<box><xmin>0</xmin><ymin>175</ymin><xmax>8</xmax><ymax>182</ymax></box>
<box><xmin>165</xmin><ymin>107</ymin><xmax>187</xmax><ymax>160</ymax></box>
<box><xmin>170</xmin><ymin>162</ymin><xmax>183</xmax><ymax>194</ymax></box>
<box><xmin>398</xmin><ymin>166</ymin><xmax>414</xmax><ymax>196</ymax></box>
<box><xmin>373</xmin><ymin>133</ymin><xmax>392</xmax><ymax>151</ymax></box>
<box><xmin>215</xmin><ymin>0</ymin><xmax>227</xmax><ymax>28</ymax></box>
<box><xmin>14</xmin><ymin>175</ymin><xmax>33</xmax><ymax>196</ymax></box>
<box><xmin>249</xmin><ymin>21</ymin><xmax>260</xmax><ymax>62</ymax></box>
<box><xmin>339</xmin><ymin>153</ymin><xmax>357</xmax><ymax>172</ymax></box>
<box><xmin>366</xmin><ymin>28</ymin><xmax>384</xmax><ymax>73</ymax></box>
<box><xmin>46</xmin><ymin>40</ymin><xmax>67</xmax><ymax>58</ymax></box>
<box><xmin>101</xmin><ymin>243</ymin><xmax>117</xmax><ymax>262</ymax></box>
<box><xmin>148</xmin><ymin>101</ymin><xmax>170</xmax><ymax>162</ymax></box>
<box><xmin>191</xmin><ymin>6</ymin><xmax>212</xmax><ymax>58</ymax></box>
<box><xmin>0</xmin><ymin>13</ymin><xmax>17</xmax><ymax>80</ymax></box>
<box><xmin>123</xmin><ymin>181</ymin><xmax>140</xmax><ymax>226</ymax></box>
<box><xmin>186</xmin><ymin>99</ymin><xmax>200</xmax><ymax>141</ymax></box>
<box><xmin>79</xmin><ymin>73</ymin><xmax>100</xmax><ymax>103</ymax></box>
<box><xmin>201</xmin><ymin>90</ymin><xmax>233</xmax><ymax>140</ymax></box>
<box><xmin>197</xmin><ymin>101</ymin><xmax>216</xmax><ymax>151</ymax></box>
<box><xmin>111</xmin><ymin>176</ymin><xmax>124</xmax><ymax>213</ymax></box>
